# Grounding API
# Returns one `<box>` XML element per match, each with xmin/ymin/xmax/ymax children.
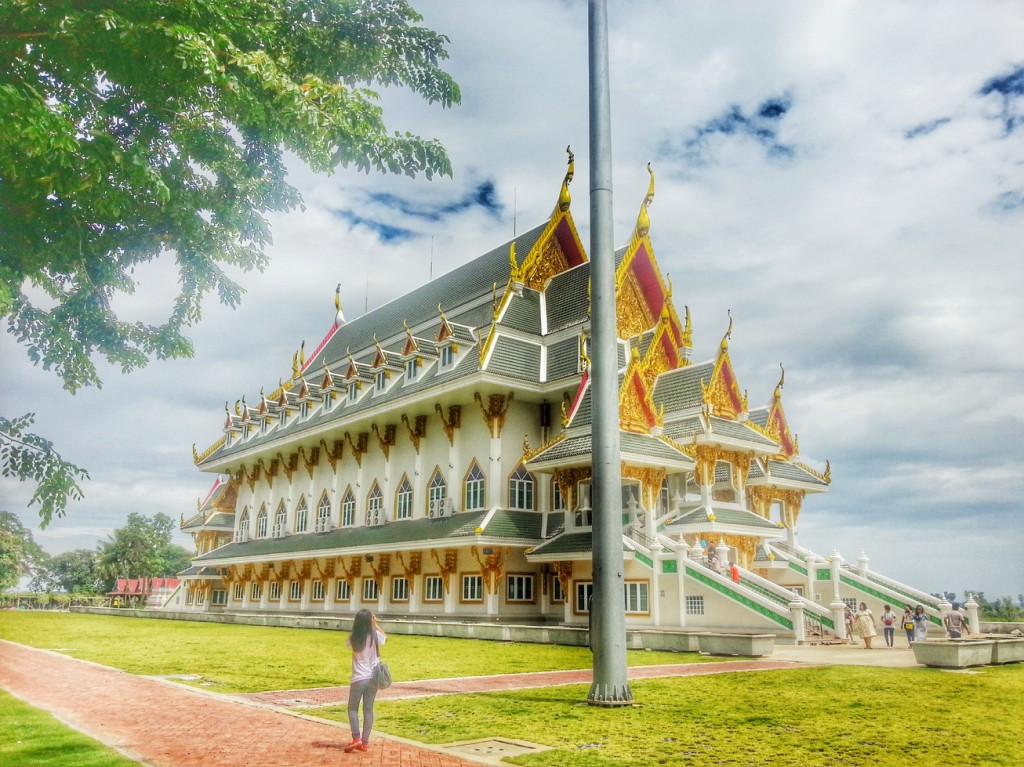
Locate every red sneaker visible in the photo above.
<box><xmin>344</xmin><ymin>738</ymin><xmax>362</xmax><ymax>753</ymax></box>
<box><xmin>357</xmin><ymin>741</ymin><xmax>369</xmax><ymax>751</ymax></box>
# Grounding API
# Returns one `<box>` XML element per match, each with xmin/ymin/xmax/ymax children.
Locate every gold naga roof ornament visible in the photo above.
<box><xmin>334</xmin><ymin>283</ymin><xmax>346</xmax><ymax>326</ymax></box>
<box><xmin>775</xmin><ymin>363</ymin><xmax>785</xmax><ymax>400</ymax></box>
<box><xmin>555</xmin><ymin>145</ymin><xmax>574</xmax><ymax>213</ymax></box>
<box><xmin>635</xmin><ymin>162</ymin><xmax>655</xmax><ymax>238</ymax></box>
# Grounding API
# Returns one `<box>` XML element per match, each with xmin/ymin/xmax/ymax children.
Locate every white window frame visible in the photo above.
<box><xmin>269</xmin><ymin>581</ymin><xmax>281</xmax><ymax>600</ymax></box>
<box><xmin>624</xmin><ymin>581</ymin><xmax>649</xmax><ymax>614</ymax></box>
<box><xmin>295</xmin><ymin>497</ymin><xmax>308</xmax><ymax>533</ymax></box>
<box><xmin>289</xmin><ymin>581</ymin><xmax>303</xmax><ymax>601</ymax></box>
<box><xmin>255</xmin><ymin>506</ymin><xmax>268</xmax><ymax>538</ymax></box>
<box><xmin>508</xmin><ymin>466</ymin><xmax>534</xmax><ymax>510</ymax></box>
<box><xmin>395</xmin><ymin>476</ymin><xmax>413</xmax><ymax>520</ymax></box>
<box><xmin>464</xmin><ymin>462</ymin><xmax>485</xmax><ymax>511</ymax></box>
<box><xmin>233</xmin><ymin>583</ymin><xmax>244</xmax><ymax>601</ymax></box>
<box><xmin>367</xmin><ymin>483</ymin><xmax>383</xmax><ymax>525</ymax></box>
<box><xmin>461</xmin><ymin>574</ymin><xmax>483</xmax><ymax>603</ymax></box>
<box><xmin>406</xmin><ymin>358</ymin><xmax>418</xmax><ymax>380</ymax></box>
<box><xmin>506</xmin><ymin>574</ymin><xmax>534</xmax><ymax>603</ymax></box>
<box><xmin>392</xmin><ymin>577</ymin><xmax>409</xmax><ymax>602</ymax></box>
<box><xmin>424</xmin><ymin>575</ymin><xmax>445</xmax><ymax>603</ymax></box>
<box><xmin>686</xmin><ymin>595</ymin><xmax>705</xmax><ymax>615</ymax></box>
<box><xmin>375</xmin><ymin>370</ymin><xmax>387</xmax><ymax>392</ymax></box>
<box><xmin>341</xmin><ymin>489</ymin><xmax>356</xmax><ymax>527</ymax></box>
<box><xmin>362</xmin><ymin>578</ymin><xmax>379</xmax><ymax>602</ymax></box>
<box><xmin>316</xmin><ymin>493</ymin><xmax>332</xmax><ymax>532</ymax></box>
<box><xmin>211</xmin><ymin>589</ymin><xmax>228</xmax><ymax>606</ymax></box>
<box><xmin>250</xmin><ymin>582</ymin><xmax>262</xmax><ymax>600</ymax></box>
<box><xmin>440</xmin><ymin>345</ymin><xmax>454</xmax><ymax>367</ymax></box>
<box><xmin>336</xmin><ymin>580</ymin><xmax>351</xmax><ymax>601</ymax></box>
<box><xmin>311</xmin><ymin>580</ymin><xmax>325</xmax><ymax>601</ymax></box>
<box><xmin>428</xmin><ymin>471</ymin><xmax>447</xmax><ymax>516</ymax></box>
<box><xmin>575</xmin><ymin>581</ymin><xmax>594</xmax><ymax>614</ymax></box>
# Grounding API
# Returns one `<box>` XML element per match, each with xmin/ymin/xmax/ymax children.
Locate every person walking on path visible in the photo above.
<box><xmin>880</xmin><ymin>604</ymin><xmax>897</xmax><ymax>648</ymax></box>
<box><xmin>844</xmin><ymin>604</ymin><xmax>857</xmax><ymax>645</ymax></box>
<box><xmin>913</xmin><ymin>604</ymin><xmax>930</xmax><ymax>642</ymax></box>
<box><xmin>944</xmin><ymin>602</ymin><xmax>970</xmax><ymax>639</ymax></box>
<box><xmin>902</xmin><ymin>605</ymin><xmax>916</xmax><ymax>646</ymax></box>
<box><xmin>854</xmin><ymin>602</ymin><xmax>877</xmax><ymax>649</ymax></box>
<box><xmin>345</xmin><ymin>609</ymin><xmax>386</xmax><ymax>753</ymax></box>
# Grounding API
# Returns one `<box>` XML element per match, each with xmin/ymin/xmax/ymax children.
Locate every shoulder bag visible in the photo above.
<box><xmin>372</xmin><ymin>632</ymin><xmax>392</xmax><ymax>689</ymax></box>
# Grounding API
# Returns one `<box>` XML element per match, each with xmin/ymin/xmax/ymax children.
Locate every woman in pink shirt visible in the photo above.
<box><xmin>344</xmin><ymin>609</ymin><xmax>387</xmax><ymax>752</ymax></box>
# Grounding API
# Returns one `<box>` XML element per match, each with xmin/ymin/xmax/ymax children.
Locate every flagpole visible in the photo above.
<box><xmin>587</xmin><ymin>0</ymin><xmax>632</xmax><ymax>706</ymax></box>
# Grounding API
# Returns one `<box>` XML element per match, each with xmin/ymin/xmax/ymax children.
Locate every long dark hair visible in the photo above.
<box><xmin>350</xmin><ymin>609</ymin><xmax>374</xmax><ymax>651</ymax></box>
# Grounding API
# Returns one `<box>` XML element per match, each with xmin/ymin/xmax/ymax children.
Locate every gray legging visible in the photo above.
<box><xmin>347</xmin><ymin>679</ymin><xmax>379</xmax><ymax>743</ymax></box>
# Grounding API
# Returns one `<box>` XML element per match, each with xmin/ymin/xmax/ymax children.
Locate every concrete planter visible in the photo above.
<box><xmin>989</xmin><ymin>637</ymin><xmax>1024</xmax><ymax>664</ymax></box>
<box><xmin>697</xmin><ymin>633</ymin><xmax>775</xmax><ymax>657</ymax></box>
<box><xmin>912</xmin><ymin>639</ymin><xmax>995</xmax><ymax>668</ymax></box>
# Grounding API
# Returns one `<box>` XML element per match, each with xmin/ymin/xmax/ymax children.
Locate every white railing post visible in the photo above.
<box><xmin>789</xmin><ymin>598</ymin><xmax>806</xmax><ymax>644</ymax></box>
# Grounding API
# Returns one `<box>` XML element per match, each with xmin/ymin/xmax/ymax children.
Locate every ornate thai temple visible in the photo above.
<box><xmin>175</xmin><ymin>153</ymin><xmax>949</xmax><ymax>640</ymax></box>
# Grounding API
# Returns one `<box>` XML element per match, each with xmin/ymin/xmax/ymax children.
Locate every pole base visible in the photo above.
<box><xmin>586</xmin><ymin>682</ymin><xmax>634</xmax><ymax>707</ymax></box>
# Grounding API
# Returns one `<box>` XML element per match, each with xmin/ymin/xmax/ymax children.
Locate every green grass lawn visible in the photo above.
<box><xmin>4</xmin><ymin>611</ymin><xmax>1020</xmax><ymax>767</ymax></box>
<box><xmin>0</xmin><ymin>690</ymin><xmax>139</xmax><ymax>767</ymax></box>
<box><xmin>0</xmin><ymin>611</ymin><xmax>707</xmax><ymax>693</ymax></box>
<box><xmin>313</xmin><ymin>664</ymin><xmax>1024</xmax><ymax>767</ymax></box>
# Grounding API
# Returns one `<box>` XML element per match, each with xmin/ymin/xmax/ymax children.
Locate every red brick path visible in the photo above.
<box><xmin>0</xmin><ymin>640</ymin><xmax>478</xmax><ymax>767</ymax></box>
<box><xmin>1</xmin><ymin>639</ymin><xmax>808</xmax><ymax>766</ymax></box>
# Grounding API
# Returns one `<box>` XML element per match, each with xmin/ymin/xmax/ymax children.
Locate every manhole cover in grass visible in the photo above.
<box><xmin>445</xmin><ymin>738</ymin><xmax>549</xmax><ymax>763</ymax></box>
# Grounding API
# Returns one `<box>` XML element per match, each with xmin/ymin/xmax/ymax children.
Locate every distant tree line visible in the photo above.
<box><xmin>931</xmin><ymin>591</ymin><xmax>1024</xmax><ymax>622</ymax></box>
<box><xmin>0</xmin><ymin>511</ymin><xmax>192</xmax><ymax>596</ymax></box>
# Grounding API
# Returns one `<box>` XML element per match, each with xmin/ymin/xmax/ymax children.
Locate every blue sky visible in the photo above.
<box><xmin>2</xmin><ymin>1</ymin><xmax>1022</xmax><ymax>600</ymax></box>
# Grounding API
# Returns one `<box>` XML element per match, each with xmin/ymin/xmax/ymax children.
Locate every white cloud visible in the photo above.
<box><xmin>2</xmin><ymin>0</ymin><xmax>1021</xmax><ymax>599</ymax></box>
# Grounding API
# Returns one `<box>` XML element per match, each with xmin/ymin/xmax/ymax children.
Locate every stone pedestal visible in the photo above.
<box><xmin>912</xmin><ymin>640</ymin><xmax>995</xmax><ymax>668</ymax></box>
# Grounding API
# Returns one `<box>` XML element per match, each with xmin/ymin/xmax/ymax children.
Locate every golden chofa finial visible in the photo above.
<box><xmin>635</xmin><ymin>162</ymin><xmax>655</xmax><ymax>237</ymax></box>
<box><xmin>556</xmin><ymin>145</ymin><xmax>574</xmax><ymax>212</ymax></box>
<box><xmin>335</xmin><ymin>283</ymin><xmax>346</xmax><ymax>326</ymax></box>
<box><xmin>774</xmin><ymin>363</ymin><xmax>785</xmax><ymax>400</ymax></box>
<box><xmin>721</xmin><ymin>310</ymin><xmax>733</xmax><ymax>352</ymax></box>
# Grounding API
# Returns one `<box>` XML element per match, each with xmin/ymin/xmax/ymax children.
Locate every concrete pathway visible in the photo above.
<box><xmin>242</xmin><ymin>658</ymin><xmax>807</xmax><ymax>709</ymax></box>
<box><xmin>0</xmin><ymin>638</ymin><xmax>918</xmax><ymax>767</ymax></box>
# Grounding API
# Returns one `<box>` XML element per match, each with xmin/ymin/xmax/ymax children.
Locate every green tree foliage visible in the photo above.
<box><xmin>0</xmin><ymin>0</ymin><xmax>460</xmax><ymax>523</ymax></box>
<box><xmin>0</xmin><ymin>415</ymin><xmax>88</xmax><ymax>528</ymax></box>
<box><xmin>95</xmin><ymin>512</ymin><xmax>195</xmax><ymax>588</ymax></box>
<box><xmin>0</xmin><ymin>511</ymin><xmax>47</xmax><ymax>591</ymax></box>
<box><xmin>30</xmin><ymin>548</ymin><xmax>104</xmax><ymax>594</ymax></box>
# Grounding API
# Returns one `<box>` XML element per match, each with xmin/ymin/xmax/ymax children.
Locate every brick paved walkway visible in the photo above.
<box><xmin>0</xmin><ymin>639</ymin><xmax>808</xmax><ymax>766</ymax></box>
<box><xmin>0</xmin><ymin>640</ymin><xmax>479</xmax><ymax>767</ymax></box>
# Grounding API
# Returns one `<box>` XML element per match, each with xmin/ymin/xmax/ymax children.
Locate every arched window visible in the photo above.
<box><xmin>274</xmin><ymin>501</ymin><xmax>287</xmax><ymax>537</ymax></box>
<box><xmin>366</xmin><ymin>482</ymin><xmax>383</xmax><ymax>526</ymax></box>
<box><xmin>237</xmin><ymin>507</ymin><xmax>250</xmax><ymax>541</ymax></box>
<box><xmin>255</xmin><ymin>504</ymin><xmax>268</xmax><ymax>538</ymax></box>
<box><xmin>464</xmin><ymin>461</ymin><xmax>485</xmax><ymax>511</ymax></box>
<box><xmin>427</xmin><ymin>469</ymin><xmax>447</xmax><ymax>517</ymax></box>
<box><xmin>341</xmin><ymin>487</ymin><xmax>356</xmax><ymax>526</ymax></box>
<box><xmin>508</xmin><ymin>465</ymin><xmax>535</xmax><ymax>510</ymax></box>
<box><xmin>316</xmin><ymin>492</ymin><xmax>332</xmax><ymax>532</ymax></box>
<box><xmin>395</xmin><ymin>475</ymin><xmax>413</xmax><ymax>520</ymax></box>
<box><xmin>294</xmin><ymin>496</ymin><xmax>308</xmax><ymax>533</ymax></box>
